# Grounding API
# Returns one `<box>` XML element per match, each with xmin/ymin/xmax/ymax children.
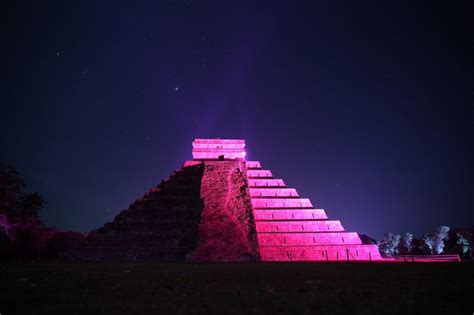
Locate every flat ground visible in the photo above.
<box><xmin>1</xmin><ymin>262</ymin><xmax>473</xmax><ymax>315</ymax></box>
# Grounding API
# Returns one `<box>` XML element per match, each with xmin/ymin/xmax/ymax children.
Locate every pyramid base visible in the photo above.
<box><xmin>260</xmin><ymin>244</ymin><xmax>383</xmax><ymax>261</ymax></box>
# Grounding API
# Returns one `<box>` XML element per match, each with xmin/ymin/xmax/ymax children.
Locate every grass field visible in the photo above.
<box><xmin>1</xmin><ymin>262</ymin><xmax>473</xmax><ymax>314</ymax></box>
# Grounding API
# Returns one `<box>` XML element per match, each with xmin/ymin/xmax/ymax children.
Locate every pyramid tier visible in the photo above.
<box><xmin>260</xmin><ymin>244</ymin><xmax>382</xmax><ymax>261</ymax></box>
<box><xmin>252</xmin><ymin>198</ymin><xmax>313</xmax><ymax>209</ymax></box>
<box><xmin>247</xmin><ymin>169</ymin><xmax>273</xmax><ymax>178</ymax></box>
<box><xmin>249</xmin><ymin>188</ymin><xmax>299</xmax><ymax>197</ymax></box>
<box><xmin>253</xmin><ymin>209</ymin><xmax>329</xmax><ymax>220</ymax></box>
<box><xmin>248</xmin><ymin>178</ymin><xmax>286</xmax><ymax>187</ymax></box>
<box><xmin>246</xmin><ymin>161</ymin><xmax>262</xmax><ymax>169</ymax></box>
<box><xmin>257</xmin><ymin>232</ymin><xmax>362</xmax><ymax>246</ymax></box>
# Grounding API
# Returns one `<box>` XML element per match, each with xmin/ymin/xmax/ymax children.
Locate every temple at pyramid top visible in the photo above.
<box><xmin>192</xmin><ymin>138</ymin><xmax>246</xmax><ymax>160</ymax></box>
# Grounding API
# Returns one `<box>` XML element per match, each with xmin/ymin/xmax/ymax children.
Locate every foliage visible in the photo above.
<box><xmin>47</xmin><ymin>231</ymin><xmax>85</xmax><ymax>259</ymax></box>
<box><xmin>375</xmin><ymin>226</ymin><xmax>473</xmax><ymax>259</ymax></box>
<box><xmin>377</xmin><ymin>232</ymin><xmax>401</xmax><ymax>257</ymax></box>
<box><xmin>421</xmin><ymin>226</ymin><xmax>450</xmax><ymax>254</ymax></box>
<box><xmin>9</xmin><ymin>223</ymin><xmax>57</xmax><ymax>260</ymax></box>
<box><xmin>0</xmin><ymin>222</ymin><xmax>85</xmax><ymax>261</ymax></box>
<box><xmin>0</xmin><ymin>163</ymin><xmax>85</xmax><ymax>261</ymax></box>
<box><xmin>398</xmin><ymin>232</ymin><xmax>414</xmax><ymax>254</ymax></box>
<box><xmin>0</xmin><ymin>163</ymin><xmax>45</xmax><ymax>225</ymax></box>
<box><xmin>0</xmin><ymin>214</ymin><xmax>15</xmax><ymax>258</ymax></box>
<box><xmin>456</xmin><ymin>233</ymin><xmax>471</xmax><ymax>256</ymax></box>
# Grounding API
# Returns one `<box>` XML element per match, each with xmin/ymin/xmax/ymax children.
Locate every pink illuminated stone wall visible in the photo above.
<box><xmin>256</xmin><ymin>220</ymin><xmax>344</xmax><ymax>233</ymax></box>
<box><xmin>253</xmin><ymin>209</ymin><xmax>328</xmax><ymax>220</ymax></box>
<box><xmin>246</xmin><ymin>160</ymin><xmax>383</xmax><ymax>261</ymax></box>
<box><xmin>192</xmin><ymin>139</ymin><xmax>246</xmax><ymax>160</ymax></box>
<box><xmin>249</xmin><ymin>188</ymin><xmax>299</xmax><ymax>197</ymax></box>
<box><xmin>247</xmin><ymin>169</ymin><xmax>273</xmax><ymax>178</ymax></box>
<box><xmin>252</xmin><ymin>198</ymin><xmax>313</xmax><ymax>208</ymax></box>
<box><xmin>248</xmin><ymin>178</ymin><xmax>286</xmax><ymax>187</ymax></box>
<box><xmin>258</xmin><ymin>232</ymin><xmax>362</xmax><ymax>246</ymax></box>
<box><xmin>260</xmin><ymin>244</ymin><xmax>381</xmax><ymax>262</ymax></box>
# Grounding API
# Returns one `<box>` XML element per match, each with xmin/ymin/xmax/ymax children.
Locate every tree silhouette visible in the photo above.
<box><xmin>0</xmin><ymin>163</ymin><xmax>45</xmax><ymax>225</ymax></box>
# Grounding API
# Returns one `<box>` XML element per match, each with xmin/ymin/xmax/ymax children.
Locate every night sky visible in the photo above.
<box><xmin>3</xmin><ymin>1</ymin><xmax>473</xmax><ymax>239</ymax></box>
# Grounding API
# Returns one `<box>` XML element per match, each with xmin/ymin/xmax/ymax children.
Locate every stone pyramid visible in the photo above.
<box><xmin>66</xmin><ymin>139</ymin><xmax>382</xmax><ymax>261</ymax></box>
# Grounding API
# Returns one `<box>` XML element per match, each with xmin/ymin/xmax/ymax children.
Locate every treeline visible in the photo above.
<box><xmin>362</xmin><ymin>226</ymin><xmax>473</xmax><ymax>259</ymax></box>
<box><xmin>0</xmin><ymin>164</ymin><xmax>84</xmax><ymax>261</ymax></box>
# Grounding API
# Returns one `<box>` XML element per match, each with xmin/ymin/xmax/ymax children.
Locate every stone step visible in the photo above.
<box><xmin>249</xmin><ymin>188</ymin><xmax>299</xmax><ymax>198</ymax></box>
<box><xmin>255</xmin><ymin>220</ymin><xmax>344</xmax><ymax>233</ymax></box>
<box><xmin>246</xmin><ymin>169</ymin><xmax>273</xmax><ymax>178</ymax></box>
<box><xmin>253</xmin><ymin>209</ymin><xmax>328</xmax><ymax>220</ymax></box>
<box><xmin>246</xmin><ymin>161</ymin><xmax>262</xmax><ymax>169</ymax></box>
<box><xmin>248</xmin><ymin>178</ymin><xmax>286</xmax><ymax>187</ymax></box>
<box><xmin>257</xmin><ymin>232</ymin><xmax>362</xmax><ymax>246</ymax></box>
<box><xmin>252</xmin><ymin>198</ymin><xmax>313</xmax><ymax>208</ymax></box>
<box><xmin>259</xmin><ymin>244</ymin><xmax>382</xmax><ymax>261</ymax></box>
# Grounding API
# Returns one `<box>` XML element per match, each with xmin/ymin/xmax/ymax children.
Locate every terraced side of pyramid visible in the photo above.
<box><xmin>63</xmin><ymin>160</ymin><xmax>260</xmax><ymax>262</ymax></box>
<box><xmin>246</xmin><ymin>160</ymin><xmax>383</xmax><ymax>261</ymax></box>
<box><xmin>63</xmin><ymin>163</ymin><xmax>205</xmax><ymax>261</ymax></box>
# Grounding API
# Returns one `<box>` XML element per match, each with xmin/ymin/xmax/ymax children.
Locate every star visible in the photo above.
<box><xmin>56</xmin><ymin>51</ymin><xmax>60</xmax><ymax>56</ymax></box>
<box><xmin>175</xmin><ymin>87</ymin><xmax>179</xmax><ymax>91</ymax></box>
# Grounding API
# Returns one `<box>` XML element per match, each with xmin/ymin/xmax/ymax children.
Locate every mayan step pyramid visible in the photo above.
<box><xmin>65</xmin><ymin>139</ymin><xmax>382</xmax><ymax>261</ymax></box>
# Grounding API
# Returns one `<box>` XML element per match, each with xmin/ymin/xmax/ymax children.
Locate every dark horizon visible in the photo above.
<box><xmin>3</xmin><ymin>1</ymin><xmax>473</xmax><ymax>239</ymax></box>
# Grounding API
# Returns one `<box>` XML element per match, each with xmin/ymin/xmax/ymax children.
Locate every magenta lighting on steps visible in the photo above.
<box><xmin>191</xmin><ymin>138</ymin><xmax>383</xmax><ymax>262</ymax></box>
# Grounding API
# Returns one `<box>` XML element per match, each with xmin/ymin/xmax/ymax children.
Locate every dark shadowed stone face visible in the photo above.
<box><xmin>62</xmin><ymin>160</ymin><xmax>259</xmax><ymax>262</ymax></box>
